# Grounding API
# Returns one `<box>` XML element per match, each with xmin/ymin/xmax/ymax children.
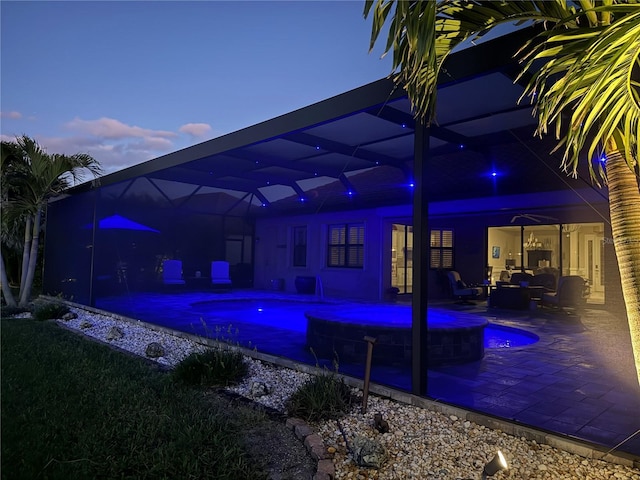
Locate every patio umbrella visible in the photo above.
<box><xmin>84</xmin><ymin>215</ymin><xmax>162</xmax><ymax>292</ymax></box>
<box><xmin>85</xmin><ymin>214</ymin><xmax>160</xmax><ymax>233</ymax></box>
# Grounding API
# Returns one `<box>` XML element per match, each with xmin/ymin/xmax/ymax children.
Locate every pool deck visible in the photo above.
<box><xmin>94</xmin><ymin>289</ymin><xmax>640</xmax><ymax>458</ymax></box>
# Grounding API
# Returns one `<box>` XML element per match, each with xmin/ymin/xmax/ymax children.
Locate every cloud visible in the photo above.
<box><xmin>5</xmin><ymin>116</ymin><xmax>214</xmax><ymax>179</ymax></box>
<box><xmin>36</xmin><ymin>133</ymin><xmax>177</xmax><ymax>177</ymax></box>
<box><xmin>179</xmin><ymin>123</ymin><xmax>212</xmax><ymax>137</ymax></box>
<box><xmin>48</xmin><ymin>116</ymin><xmax>188</xmax><ymax>175</ymax></box>
<box><xmin>65</xmin><ymin>117</ymin><xmax>177</xmax><ymax>140</ymax></box>
<box><xmin>128</xmin><ymin>137</ymin><xmax>174</xmax><ymax>152</ymax></box>
<box><xmin>0</xmin><ymin>111</ymin><xmax>22</xmax><ymax>119</ymax></box>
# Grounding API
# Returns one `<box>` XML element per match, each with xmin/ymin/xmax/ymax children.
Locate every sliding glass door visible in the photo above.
<box><xmin>487</xmin><ymin>222</ymin><xmax>604</xmax><ymax>304</ymax></box>
<box><xmin>391</xmin><ymin>224</ymin><xmax>413</xmax><ymax>294</ymax></box>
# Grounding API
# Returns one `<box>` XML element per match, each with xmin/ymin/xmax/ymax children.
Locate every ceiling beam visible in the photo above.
<box><xmin>285</xmin><ymin>131</ymin><xmax>407</xmax><ymax>170</ymax></box>
<box><xmin>222</xmin><ymin>148</ymin><xmax>345</xmax><ymax>178</ymax></box>
<box><xmin>338</xmin><ymin>173</ymin><xmax>357</xmax><ymax>196</ymax></box>
<box><xmin>147</xmin><ymin>167</ymin><xmax>263</xmax><ymax>193</ymax></box>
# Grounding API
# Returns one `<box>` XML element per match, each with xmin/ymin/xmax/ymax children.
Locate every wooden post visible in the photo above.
<box><xmin>362</xmin><ymin>336</ymin><xmax>377</xmax><ymax>414</ymax></box>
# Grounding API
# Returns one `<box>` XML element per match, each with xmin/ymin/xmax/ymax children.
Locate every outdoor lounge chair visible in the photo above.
<box><xmin>211</xmin><ymin>261</ymin><xmax>232</xmax><ymax>291</ymax></box>
<box><xmin>541</xmin><ymin>275</ymin><xmax>587</xmax><ymax>311</ymax></box>
<box><xmin>162</xmin><ymin>260</ymin><xmax>185</xmax><ymax>285</ymax></box>
<box><xmin>447</xmin><ymin>270</ymin><xmax>483</xmax><ymax>305</ymax></box>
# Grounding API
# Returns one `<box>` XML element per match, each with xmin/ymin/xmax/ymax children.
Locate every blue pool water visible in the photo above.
<box><xmin>190</xmin><ymin>299</ymin><xmax>539</xmax><ymax>348</ymax></box>
<box><xmin>485</xmin><ymin>324</ymin><xmax>539</xmax><ymax>348</ymax></box>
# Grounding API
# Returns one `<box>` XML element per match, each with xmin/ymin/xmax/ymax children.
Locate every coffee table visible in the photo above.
<box><xmin>489</xmin><ymin>284</ymin><xmax>532</xmax><ymax>310</ymax></box>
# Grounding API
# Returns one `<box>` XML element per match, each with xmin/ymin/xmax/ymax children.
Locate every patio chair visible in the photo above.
<box><xmin>531</xmin><ymin>273</ymin><xmax>556</xmax><ymax>292</ymax></box>
<box><xmin>509</xmin><ymin>272</ymin><xmax>534</xmax><ymax>286</ymax></box>
<box><xmin>541</xmin><ymin>275</ymin><xmax>587</xmax><ymax>311</ymax></box>
<box><xmin>162</xmin><ymin>260</ymin><xmax>185</xmax><ymax>285</ymax></box>
<box><xmin>447</xmin><ymin>271</ymin><xmax>483</xmax><ymax>305</ymax></box>
<box><xmin>211</xmin><ymin>261</ymin><xmax>232</xmax><ymax>291</ymax></box>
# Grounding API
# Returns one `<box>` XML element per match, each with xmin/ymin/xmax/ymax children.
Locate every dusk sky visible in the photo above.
<box><xmin>1</xmin><ymin>1</ymin><xmax>393</xmax><ymax>176</ymax></box>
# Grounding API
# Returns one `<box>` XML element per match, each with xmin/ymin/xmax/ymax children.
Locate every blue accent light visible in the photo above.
<box><xmin>401</xmin><ymin>123</ymin><xmax>407</xmax><ymax>128</ymax></box>
<box><xmin>261</xmin><ymin>203</ymin><xmax>267</xmax><ymax>207</ymax></box>
<box><xmin>314</xmin><ymin>172</ymin><xmax>318</xmax><ymax>176</ymax></box>
<box><xmin>375</xmin><ymin>161</ymin><xmax>380</xmax><ymax>165</ymax></box>
<box><xmin>255</xmin><ymin>160</ymin><xmax>259</xmax><ymax>164</ymax></box>
<box><xmin>257</xmin><ymin>308</ymin><xmax>263</xmax><ymax>312</ymax></box>
<box><xmin>600</xmin><ymin>155</ymin><xmax>607</xmax><ymax>164</ymax></box>
<box><xmin>83</xmin><ymin>215</ymin><xmax>160</xmax><ymax>232</ymax></box>
<box><xmin>409</xmin><ymin>182</ymin><xmax>415</xmax><ymax>188</ymax></box>
<box><xmin>347</xmin><ymin>190</ymin><xmax>353</xmax><ymax>196</ymax></box>
<box><xmin>459</xmin><ymin>144</ymin><xmax>464</xmax><ymax>149</ymax></box>
<box><xmin>266</xmin><ymin>181</ymin><xmax>270</xmax><ymax>185</ymax></box>
<box><xmin>487</xmin><ymin>168</ymin><xmax>501</xmax><ymax>179</ymax></box>
<box><xmin>315</xmin><ymin>145</ymin><xmax>320</xmax><ymax>150</ymax></box>
<box><xmin>299</xmin><ymin>197</ymin><xmax>306</xmax><ymax>202</ymax></box>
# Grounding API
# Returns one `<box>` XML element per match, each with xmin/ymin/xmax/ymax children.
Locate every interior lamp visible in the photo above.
<box><xmin>482</xmin><ymin>451</ymin><xmax>508</xmax><ymax>479</ymax></box>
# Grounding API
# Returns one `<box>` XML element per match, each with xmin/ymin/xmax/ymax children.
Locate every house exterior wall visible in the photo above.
<box><xmin>254</xmin><ymin>207</ymin><xmax>400</xmax><ymax>301</ymax></box>
<box><xmin>254</xmin><ymin>188</ymin><xmax>623</xmax><ymax>314</ymax></box>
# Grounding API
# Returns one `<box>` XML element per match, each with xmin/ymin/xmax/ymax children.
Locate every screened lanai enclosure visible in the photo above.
<box><xmin>43</xmin><ymin>28</ymin><xmax>640</xmax><ymax>458</ymax></box>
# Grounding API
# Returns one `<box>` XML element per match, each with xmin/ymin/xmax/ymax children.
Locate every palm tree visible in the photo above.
<box><xmin>364</xmin><ymin>0</ymin><xmax>640</xmax><ymax>384</ymax></box>
<box><xmin>0</xmin><ymin>135</ymin><xmax>102</xmax><ymax>307</ymax></box>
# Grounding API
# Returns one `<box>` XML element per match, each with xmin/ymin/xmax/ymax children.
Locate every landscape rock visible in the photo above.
<box><xmin>145</xmin><ymin>342</ymin><xmax>165</xmax><ymax>358</ymax></box>
<box><xmin>350</xmin><ymin>435</ymin><xmax>387</xmax><ymax>469</ymax></box>
<box><xmin>106</xmin><ymin>326</ymin><xmax>124</xmax><ymax>341</ymax></box>
<box><xmin>250</xmin><ymin>380</ymin><xmax>271</xmax><ymax>397</ymax></box>
<box><xmin>62</xmin><ymin>312</ymin><xmax>78</xmax><ymax>321</ymax></box>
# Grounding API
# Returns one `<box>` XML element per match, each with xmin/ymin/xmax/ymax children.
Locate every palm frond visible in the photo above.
<box><xmin>520</xmin><ymin>5</ymin><xmax>640</xmax><ymax>183</ymax></box>
<box><xmin>365</xmin><ymin>0</ymin><xmax>575</xmax><ymax>122</ymax></box>
<box><xmin>1</xmin><ymin>135</ymin><xmax>102</xmax><ymax>244</ymax></box>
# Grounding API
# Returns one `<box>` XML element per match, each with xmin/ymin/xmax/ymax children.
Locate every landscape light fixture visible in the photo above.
<box><xmin>482</xmin><ymin>450</ymin><xmax>508</xmax><ymax>479</ymax></box>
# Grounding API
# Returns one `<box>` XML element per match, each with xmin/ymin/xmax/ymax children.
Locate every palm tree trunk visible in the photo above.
<box><xmin>1</xmin><ymin>249</ymin><xmax>17</xmax><ymax>307</ymax></box>
<box><xmin>606</xmin><ymin>150</ymin><xmax>640</xmax><ymax>386</ymax></box>
<box><xmin>19</xmin><ymin>206</ymin><xmax>42</xmax><ymax>307</ymax></box>
<box><xmin>19</xmin><ymin>215</ymin><xmax>32</xmax><ymax>292</ymax></box>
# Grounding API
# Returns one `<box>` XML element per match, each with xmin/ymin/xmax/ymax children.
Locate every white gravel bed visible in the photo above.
<box><xmin>56</xmin><ymin>308</ymin><xmax>207</xmax><ymax>366</ymax></box>
<box><xmin>226</xmin><ymin>358</ymin><xmax>312</xmax><ymax>412</ymax></box>
<box><xmin>316</xmin><ymin>394</ymin><xmax>640</xmax><ymax>479</ymax></box>
<box><xmin>51</xmin><ymin>307</ymin><xmax>640</xmax><ymax>480</ymax></box>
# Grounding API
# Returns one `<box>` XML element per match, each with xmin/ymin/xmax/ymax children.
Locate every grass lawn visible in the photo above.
<box><xmin>1</xmin><ymin>318</ymin><xmax>269</xmax><ymax>480</ymax></box>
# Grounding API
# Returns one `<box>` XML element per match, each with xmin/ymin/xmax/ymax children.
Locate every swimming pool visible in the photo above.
<box><xmin>191</xmin><ymin>299</ymin><xmax>539</xmax><ymax>365</ymax></box>
<box><xmin>485</xmin><ymin>324</ymin><xmax>539</xmax><ymax>349</ymax></box>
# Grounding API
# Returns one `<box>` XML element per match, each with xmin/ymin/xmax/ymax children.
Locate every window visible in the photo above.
<box><xmin>328</xmin><ymin>223</ymin><xmax>364</xmax><ymax>268</ymax></box>
<box><xmin>293</xmin><ymin>226</ymin><xmax>307</xmax><ymax>267</ymax></box>
<box><xmin>430</xmin><ymin>229</ymin><xmax>453</xmax><ymax>269</ymax></box>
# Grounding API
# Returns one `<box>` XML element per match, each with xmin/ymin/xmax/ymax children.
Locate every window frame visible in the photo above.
<box><xmin>430</xmin><ymin>228</ymin><xmax>454</xmax><ymax>269</ymax></box>
<box><xmin>327</xmin><ymin>223</ymin><xmax>365</xmax><ymax>269</ymax></box>
<box><xmin>292</xmin><ymin>225</ymin><xmax>307</xmax><ymax>267</ymax></box>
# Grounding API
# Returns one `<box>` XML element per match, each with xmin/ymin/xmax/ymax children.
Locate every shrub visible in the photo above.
<box><xmin>173</xmin><ymin>347</ymin><xmax>248</xmax><ymax>386</ymax></box>
<box><xmin>0</xmin><ymin>305</ymin><xmax>30</xmax><ymax>318</ymax></box>
<box><xmin>31</xmin><ymin>300</ymin><xmax>69</xmax><ymax>321</ymax></box>
<box><xmin>287</xmin><ymin>371</ymin><xmax>353</xmax><ymax>421</ymax></box>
